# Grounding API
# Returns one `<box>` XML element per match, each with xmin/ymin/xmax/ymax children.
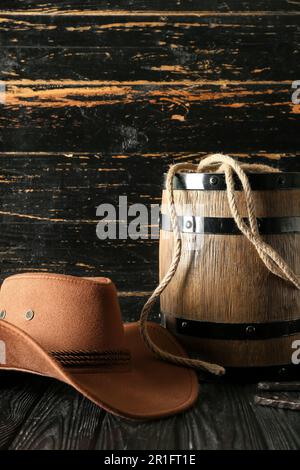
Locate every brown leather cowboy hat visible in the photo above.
<box><xmin>0</xmin><ymin>273</ymin><xmax>198</xmax><ymax>420</ymax></box>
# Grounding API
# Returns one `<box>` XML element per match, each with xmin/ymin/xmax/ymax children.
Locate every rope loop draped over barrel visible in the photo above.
<box><xmin>139</xmin><ymin>154</ymin><xmax>300</xmax><ymax>376</ymax></box>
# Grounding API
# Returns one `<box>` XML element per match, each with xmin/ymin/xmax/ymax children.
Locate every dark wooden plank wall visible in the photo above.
<box><xmin>0</xmin><ymin>0</ymin><xmax>300</xmax><ymax>451</ymax></box>
<box><xmin>1</xmin><ymin>1</ymin><xmax>300</xmax><ymax>12</ymax></box>
<box><xmin>0</xmin><ymin>2</ymin><xmax>299</xmax><ymax>322</ymax></box>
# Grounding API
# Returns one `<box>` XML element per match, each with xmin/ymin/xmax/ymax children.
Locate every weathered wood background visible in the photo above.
<box><xmin>0</xmin><ymin>0</ymin><xmax>300</xmax><ymax>450</ymax></box>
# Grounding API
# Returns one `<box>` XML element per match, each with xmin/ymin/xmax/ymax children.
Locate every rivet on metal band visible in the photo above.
<box><xmin>164</xmin><ymin>315</ymin><xmax>300</xmax><ymax>341</ymax></box>
<box><xmin>164</xmin><ymin>172</ymin><xmax>300</xmax><ymax>191</ymax></box>
<box><xmin>160</xmin><ymin>213</ymin><xmax>300</xmax><ymax>235</ymax></box>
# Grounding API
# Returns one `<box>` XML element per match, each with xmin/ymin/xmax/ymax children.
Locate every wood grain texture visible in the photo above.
<box><xmin>7</xmin><ymin>376</ymin><xmax>106</xmax><ymax>450</ymax></box>
<box><xmin>0</xmin><ymin>82</ymin><xmax>299</xmax><ymax>153</ymax></box>
<box><xmin>0</xmin><ymin>375</ymin><xmax>299</xmax><ymax>450</ymax></box>
<box><xmin>0</xmin><ymin>1</ymin><xmax>299</xmax><ymax>14</ymax></box>
<box><xmin>0</xmin><ymin>372</ymin><xmax>49</xmax><ymax>449</ymax></box>
<box><xmin>162</xmin><ymin>187</ymin><xmax>300</xmax><ymax>218</ymax></box>
<box><xmin>0</xmin><ymin>14</ymin><xmax>298</xmax><ymax>81</ymax></box>
<box><xmin>167</xmin><ymin>330</ymin><xmax>300</xmax><ymax>367</ymax></box>
<box><xmin>160</xmin><ymin>232</ymin><xmax>300</xmax><ymax>323</ymax></box>
<box><xmin>160</xmin><ymin>190</ymin><xmax>300</xmax><ymax>323</ymax></box>
<box><xmin>160</xmin><ymin>185</ymin><xmax>300</xmax><ymax>367</ymax></box>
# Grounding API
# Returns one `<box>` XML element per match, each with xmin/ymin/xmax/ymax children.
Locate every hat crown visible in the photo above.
<box><xmin>0</xmin><ymin>273</ymin><xmax>125</xmax><ymax>356</ymax></box>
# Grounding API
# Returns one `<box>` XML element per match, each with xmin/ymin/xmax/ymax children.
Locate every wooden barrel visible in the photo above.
<box><xmin>159</xmin><ymin>172</ymin><xmax>300</xmax><ymax>374</ymax></box>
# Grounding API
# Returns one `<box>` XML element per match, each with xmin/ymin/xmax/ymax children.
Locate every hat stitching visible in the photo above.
<box><xmin>51</xmin><ymin>349</ymin><xmax>131</xmax><ymax>368</ymax></box>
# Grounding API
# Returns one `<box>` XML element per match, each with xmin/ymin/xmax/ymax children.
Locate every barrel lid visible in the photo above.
<box><xmin>163</xmin><ymin>172</ymin><xmax>300</xmax><ymax>191</ymax></box>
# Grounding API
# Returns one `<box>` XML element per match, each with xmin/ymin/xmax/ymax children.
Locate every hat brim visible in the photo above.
<box><xmin>0</xmin><ymin>321</ymin><xmax>198</xmax><ymax>420</ymax></box>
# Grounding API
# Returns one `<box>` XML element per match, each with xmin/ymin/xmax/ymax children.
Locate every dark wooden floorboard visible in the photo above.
<box><xmin>0</xmin><ymin>374</ymin><xmax>299</xmax><ymax>450</ymax></box>
<box><xmin>0</xmin><ymin>372</ymin><xmax>49</xmax><ymax>449</ymax></box>
<box><xmin>7</xmin><ymin>377</ymin><xmax>106</xmax><ymax>450</ymax></box>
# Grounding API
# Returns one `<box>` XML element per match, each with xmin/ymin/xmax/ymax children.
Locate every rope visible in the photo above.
<box><xmin>139</xmin><ymin>154</ymin><xmax>300</xmax><ymax>376</ymax></box>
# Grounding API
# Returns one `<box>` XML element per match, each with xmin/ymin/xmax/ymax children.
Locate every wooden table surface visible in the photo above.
<box><xmin>0</xmin><ymin>371</ymin><xmax>299</xmax><ymax>450</ymax></box>
<box><xmin>0</xmin><ymin>0</ymin><xmax>299</xmax><ymax>451</ymax></box>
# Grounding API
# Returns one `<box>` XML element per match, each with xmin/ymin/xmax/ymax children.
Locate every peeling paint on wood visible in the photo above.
<box><xmin>0</xmin><ymin>83</ymin><xmax>298</xmax><ymax>153</ymax></box>
<box><xmin>0</xmin><ymin>14</ymin><xmax>298</xmax><ymax>82</ymax></box>
<box><xmin>1</xmin><ymin>1</ymin><xmax>300</xmax><ymax>14</ymax></box>
<box><xmin>1</xmin><ymin>10</ymin><xmax>300</xmax><ymax>17</ymax></box>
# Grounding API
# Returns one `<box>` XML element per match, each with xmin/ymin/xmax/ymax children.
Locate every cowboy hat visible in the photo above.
<box><xmin>0</xmin><ymin>272</ymin><xmax>198</xmax><ymax>420</ymax></box>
